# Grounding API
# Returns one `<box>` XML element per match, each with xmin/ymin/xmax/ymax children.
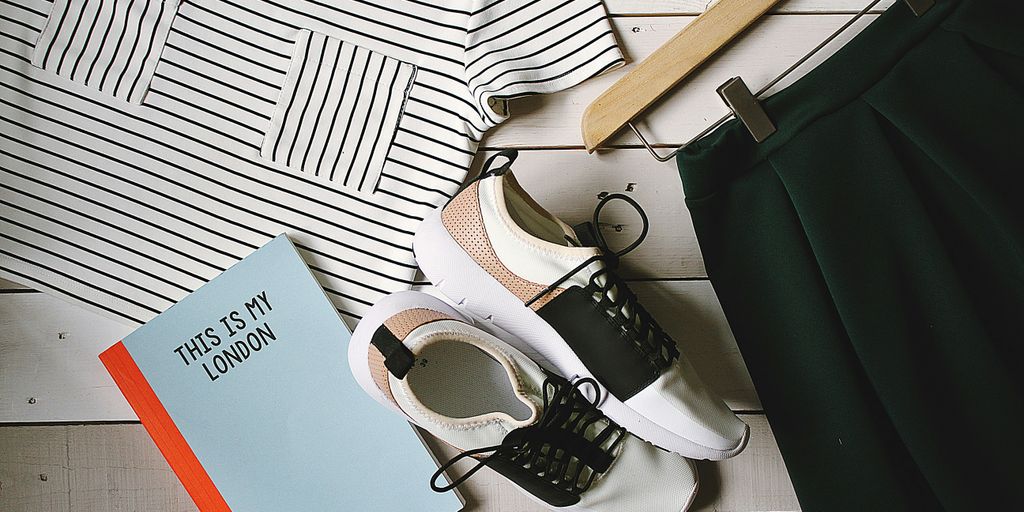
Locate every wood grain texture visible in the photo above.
<box><xmin>0</xmin><ymin>293</ymin><xmax>134</xmax><ymax>423</ymax></box>
<box><xmin>66</xmin><ymin>425</ymin><xmax>197</xmax><ymax>511</ymax></box>
<box><xmin>0</xmin><ymin>1</ymin><xmax>842</xmax><ymax>509</ymax></box>
<box><xmin>0</xmin><ymin>277</ymin><xmax>31</xmax><ymax>290</ymax></box>
<box><xmin>582</xmin><ymin>0</ymin><xmax>785</xmax><ymax>150</ymax></box>
<box><xmin>0</xmin><ymin>279</ymin><xmax>758</xmax><ymax>424</ymax></box>
<box><xmin>487</xmin><ymin>14</ymin><xmax>878</xmax><ymax>148</ymax></box>
<box><xmin>604</xmin><ymin>0</ymin><xmax>896</xmax><ymax>15</ymax></box>
<box><xmin>0</xmin><ymin>426</ymin><xmax>70</xmax><ymax>512</ymax></box>
<box><xmin>0</xmin><ymin>425</ymin><xmax>196</xmax><ymax>512</ymax></box>
<box><xmin>0</xmin><ymin>416</ymin><xmax>795</xmax><ymax>512</ymax></box>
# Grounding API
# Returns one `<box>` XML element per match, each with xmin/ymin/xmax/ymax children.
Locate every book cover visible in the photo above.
<box><xmin>99</xmin><ymin>234</ymin><xmax>461</xmax><ymax>511</ymax></box>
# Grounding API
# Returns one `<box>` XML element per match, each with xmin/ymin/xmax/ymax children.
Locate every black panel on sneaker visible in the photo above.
<box><xmin>528</xmin><ymin>194</ymin><xmax>680</xmax><ymax>400</ymax></box>
<box><xmin>537</xmin><ymin>286</ymin><xmax>664</xmax><ymax>400</ymax></box>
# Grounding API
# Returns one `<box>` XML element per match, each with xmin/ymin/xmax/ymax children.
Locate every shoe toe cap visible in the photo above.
<box><xmin>628</xmin><ymin>357</ymin><xmax>749</xmax><ymax>456</ymax></box>
<box><xmin>582</xmin><ymin>436</ymin><xmax>699</xmax><ymax>512</ymax></box>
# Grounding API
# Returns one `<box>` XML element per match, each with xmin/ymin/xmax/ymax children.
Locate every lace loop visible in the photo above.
<box><xmin>524</xmin><ymin>194</ymin><xmax>680</xmax><ymax>368</ymax></box>
<box><xmin>478</xmin><ymin>148</ymin><xmax>518</xmax><ymax>180</ymax></box>
<box><xmin>429</xmin><ymin>444</ymin><xmax>504</xmax><ymax>493</ymax></box>
<box><xmin>591</xmin><ymin>193</ymin><xmax>650</xmax><ymax>259</ymax></box>
<box><xmin>429</xmin><ymin>373</ymin><xmax>624</xmax><ymax>496</ymax></box>
<box><xmin>524</xmin><ymin>194</ymin><xmax>649</xmax><ymax>308</ymax></box>
<box><xmin>443</xmin><ymin>149</ymin><xmax>519</xmax><ymax>209</ymax></box>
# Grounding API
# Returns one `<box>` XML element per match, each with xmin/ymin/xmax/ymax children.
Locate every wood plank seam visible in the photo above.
<box><xmin>0</xmin><ymin>2</ymin><xmax>856</xmax><ymax>509</ymax></box>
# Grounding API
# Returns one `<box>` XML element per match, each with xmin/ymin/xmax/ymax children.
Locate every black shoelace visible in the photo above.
<box><xmin>524</xmin><ymin>193</ymin><xmax>681</xmax><ymax>369</ymax></box>
<box><xmin>443</xmin><ymin>149</ymin><xmax>519</xmax><ymax>209</ymax></box>
<box><xmin>430</xmin><ymin>374</ymin><xmax>626</xmax><ymax>496</ymax></box>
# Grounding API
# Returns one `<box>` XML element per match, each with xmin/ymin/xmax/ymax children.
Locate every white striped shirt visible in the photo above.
<box><xmin>0</xmin><ymin>0</ymin><xmax>623</xmax><ymax>324</ymax></box>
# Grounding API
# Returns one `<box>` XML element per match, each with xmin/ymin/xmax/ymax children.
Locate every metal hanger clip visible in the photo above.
<box><xmin>629</xmin><ymin>0</ymin><xmax>934</xmax><ymax>162</ymax></box>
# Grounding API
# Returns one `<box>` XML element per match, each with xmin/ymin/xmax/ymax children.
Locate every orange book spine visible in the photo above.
<box><xmin>100</xmin><ymin>341</ymin><xmax>231</xmax><ymax>512</ymax></box>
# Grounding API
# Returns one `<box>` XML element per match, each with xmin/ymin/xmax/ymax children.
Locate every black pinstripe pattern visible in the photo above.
<box><xmin>0</xmin><ymin>0</ymin><xmax>622</xmax><ymax>322</ymax></box>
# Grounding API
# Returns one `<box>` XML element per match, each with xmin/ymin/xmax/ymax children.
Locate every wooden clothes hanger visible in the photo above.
<box><xmin>581</xmin><ymin>0</ymin><xmax>936</xmax><ymax>160</ymax></box>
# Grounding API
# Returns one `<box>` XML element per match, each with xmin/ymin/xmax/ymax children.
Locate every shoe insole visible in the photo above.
<box><xmin>407</xmin><ymin>339</ymin><xmax>532</xmax><ymax>421</ymax></box>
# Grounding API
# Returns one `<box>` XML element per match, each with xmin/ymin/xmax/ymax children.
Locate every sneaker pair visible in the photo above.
<box><xmin>349</xmin><ymin>150</ymin><xmax>747</xmax><ymax>510</ymax></box>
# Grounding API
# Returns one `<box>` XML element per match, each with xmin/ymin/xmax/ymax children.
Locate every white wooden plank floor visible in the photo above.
<box><xmin>0</xmin><ymin>1</ymin><xmax>890</xmax><ymax>509</ymax></box>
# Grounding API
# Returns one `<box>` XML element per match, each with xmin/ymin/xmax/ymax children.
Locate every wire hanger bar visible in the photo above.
<box><xmin>627</xmin><ymin>0</ymin><xmax>902</xmax><ymax>163</ymax></box>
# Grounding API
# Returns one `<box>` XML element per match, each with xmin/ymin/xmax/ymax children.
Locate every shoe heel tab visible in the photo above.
<box><xmin>443</xmin><ymin>149</ymin><xmax>517</xmax><ymax>209</ymax></box>
<box><xmin>371</xmin><ymin>324</ymin><xmax>415</xmax><ymax>379</ymax></box>
<box><xmin>479</xmin><ymin>149</ymin><xmax>518</xmax><ymax>178</ymax></box>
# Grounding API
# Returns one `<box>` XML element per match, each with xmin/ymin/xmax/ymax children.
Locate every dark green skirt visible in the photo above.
<box><xmin>676</xmin><ymin>0</ymin><xmax>1024</xmax><ymax>510</ymax></box>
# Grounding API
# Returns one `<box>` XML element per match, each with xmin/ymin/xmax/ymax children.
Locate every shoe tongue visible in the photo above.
<box><xmin>570</xmin><ymin>221</ymin><xmax>601</xmax><ymax>248</ymax></box>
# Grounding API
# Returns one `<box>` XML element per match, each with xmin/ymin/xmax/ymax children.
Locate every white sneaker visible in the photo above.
<box><xmin>349</xmin><ymin>291</ymin><xmax>699</xmax><ymax>512</ymax></box>
<box><xmin>412</xmin><ymin>150</ymin><xmax>749</xmax><ymax>460</ymax></box>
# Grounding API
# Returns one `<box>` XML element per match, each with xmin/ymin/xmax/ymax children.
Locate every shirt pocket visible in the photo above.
<box><xmin>31</xmin><ymin>0</ymin><xmax>179</xmax><ymax>104</ymax></box>
<box><xmin>262</xmin><ymin>29</ymin><xmax>417</xmax><ymax>194</ymax></box>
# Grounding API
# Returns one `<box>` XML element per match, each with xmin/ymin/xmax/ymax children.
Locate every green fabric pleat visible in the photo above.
<box><xmin>676</xmin><ymin>0</ymin><xmax>1024</xmax><ymax>510</ymax></box>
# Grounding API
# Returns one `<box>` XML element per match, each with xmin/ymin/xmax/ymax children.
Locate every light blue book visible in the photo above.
<box><xmin>100</xmin><ymin>234</ymin><xmax>462</xmax><ymax>511</ymax></box>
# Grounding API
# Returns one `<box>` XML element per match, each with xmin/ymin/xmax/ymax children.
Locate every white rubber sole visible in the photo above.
<box><xmin>414</xmin><ymin>208</ymin><xmax>749</xmax><ymax>460</ymax></box>
<box><xmin>347</xmin><ymin>290</ymin><xmax>465</xmax><ymax>415</ymax></box>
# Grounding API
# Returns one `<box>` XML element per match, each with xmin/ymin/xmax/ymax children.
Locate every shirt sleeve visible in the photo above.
<box><xmin>463</xmin><ymin>0</ymin><xmax>625</xmax><ymax>126</ymax></box>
